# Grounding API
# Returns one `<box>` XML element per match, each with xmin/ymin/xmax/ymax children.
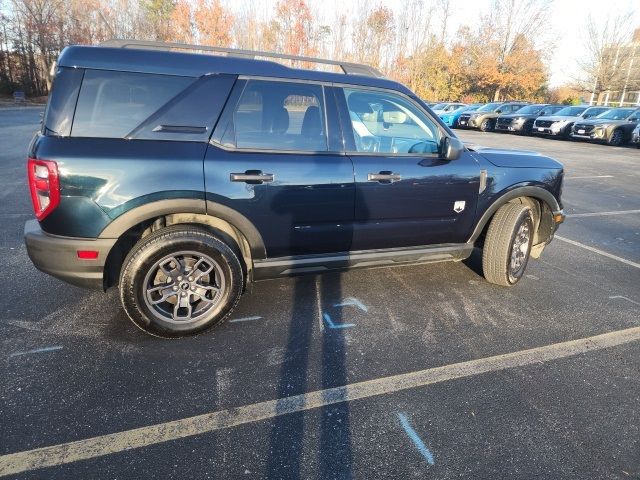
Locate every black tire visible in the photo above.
<box><xmin>521</xmin><ymin>121</ymin><xmax>533</xmax><ymax>136</ymax></box>
<box><xmin>482</xmin><ymin>203</ymin><xmax>534</xmax><ymax>287</ymax></box>
<box><xmin>608</xmin><ymin>129</ymin><xmax>624</xmax><ymax>146</ymax></box>
<box><xmin>119</xmin><ymin>225</ymin><xmax>244</xmax><ymax>337</ymax></box>
<box><xmin>479</xmin><ymin>119</ymin><xmax>493</xmax><ymax>132</ymax></box>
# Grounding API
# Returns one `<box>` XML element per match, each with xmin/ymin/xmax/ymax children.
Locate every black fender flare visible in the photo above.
<box><xmin>99</xmin><ymin>198</ymin><xmax>267</xmax><ymax>259</ymax></box>
<box><xmin>467</xmin><ymin>186</ymin><xmax>561</xmax><ymax>243</ymax></box>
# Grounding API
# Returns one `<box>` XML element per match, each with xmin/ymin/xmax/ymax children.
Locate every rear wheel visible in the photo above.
<box><xmin>608</xmin><ymin>129</ymin><xmax>624</xmax><ymax>146</ymax></box>
<box><xmin>119</xmin><ymin>225</ymin><xmax>243</xmax><ymax>337</ymax></box>
<box><xmin>482</xmin><ymin>203</ymin><xmax>534</xmax><ymax>286</ymax></box>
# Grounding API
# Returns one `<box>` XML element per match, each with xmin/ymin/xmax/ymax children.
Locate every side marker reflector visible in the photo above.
<box><xmin>77</xmin><ymin>250</ymin><xmax>99</xmax><ymax>260</ymax></box>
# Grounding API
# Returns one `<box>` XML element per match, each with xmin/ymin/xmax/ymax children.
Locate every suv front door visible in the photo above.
<box><xmin>335</xmin><ymin>86</ymin><xmax>480</xmax><ymax>250</ymax></box>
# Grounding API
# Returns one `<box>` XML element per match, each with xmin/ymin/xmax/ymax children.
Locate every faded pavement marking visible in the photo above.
<box><xmin>398</xmin><ymin>413</ymin><xmax>435</xmax><ymax>466</ymax></box>
<box><xmin>3</xmin><ymin>326</ymin><xmax>640</xmax><ymax>476</ymax></box>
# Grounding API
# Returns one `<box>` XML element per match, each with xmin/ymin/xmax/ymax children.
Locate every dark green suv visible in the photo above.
<box><xmin>24</xmin><ymin>40</ymin><xmax>566</xmax><ymax>337</ymax></box>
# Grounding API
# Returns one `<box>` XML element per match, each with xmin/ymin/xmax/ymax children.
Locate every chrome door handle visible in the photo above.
<box><xmin>367</xmin><ymin>172</ymin><xmax>401</xmax><ymax>183</ymax></box>
<box><xmin>230</xmin><ymin>171</ymin><xmax>274</xmax><ymax>184</ymax></box>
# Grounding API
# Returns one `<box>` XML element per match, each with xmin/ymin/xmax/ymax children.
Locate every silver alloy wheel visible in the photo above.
<box><xmin>143</xmin><ymin>251</ymin><xmax>225</xmax><ymax>324</ymax></box>
<box><xmin>509</xmin><ymin>221</ymin><xmax>530</xmax><ymax>280</ymax></box>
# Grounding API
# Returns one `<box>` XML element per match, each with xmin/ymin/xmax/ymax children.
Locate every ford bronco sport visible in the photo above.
<box><xmin>25</xmin><ymin>40</ymin><xmax>566</xmax><ymax>337</ymax></box>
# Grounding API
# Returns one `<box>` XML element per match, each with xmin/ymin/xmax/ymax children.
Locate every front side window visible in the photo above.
<box><xmin>477</xmin><ymin>102</ymin><xmax>501</xmax><ymax>112</ymax></box>
<box><xmin>556</xmin><ymin>106</ymin><xmax>587</xmax><ymax>116</ymax></box>
<box><xmin>514</xmin><ymin>105</ymin><xmax>544</xmax><ymax>115</ymax></box>
<box><xmin>343</xmin><ymin>88</ymin><xmax>440</xmax><ymax>154</ymax></box>
<box><xmin>72</xmin><ymin>70</ymin><xmax>194</xmax><ymax>138</ymax></box>
<box><xmin>220</xmin><ymin>80</ymin><xmax>327</xmax><ymax>152</ymax></box>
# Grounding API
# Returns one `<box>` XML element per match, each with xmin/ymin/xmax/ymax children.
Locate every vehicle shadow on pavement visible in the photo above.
<box><xmin>265</xmin><ymin>272</ymin><xmax>353</xmax><ymax>479</ymax></box>
<box><xmin>462</xmin><ymin>248</ymin><xmax>484</xmax><ymax>278</ymax></box>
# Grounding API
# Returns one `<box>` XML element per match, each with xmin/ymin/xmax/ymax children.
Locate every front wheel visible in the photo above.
<box><xmin>479</xmin><ymin>119</ymin><xmax>494</xmax><ymax>132</ymax></box>
<box><xmin>608</xmin><ymin>129</ymin><xmax>624</xmax><ymax>146</ymax></box>
<box><xmin>119</xmin><ymin>225</ymin><xmax>244</xmax><ymax>337</ymax></box>
<box><xmin>482</xmin><ymin>203</ymin><xmax>534</xmax><ymax>286</ymax></box>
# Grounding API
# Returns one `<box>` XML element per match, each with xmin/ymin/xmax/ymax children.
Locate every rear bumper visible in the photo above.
<box><xmin>24</xmin><ymin>219</ymin><xmax>116</xmax><ymax>290</ymax></box>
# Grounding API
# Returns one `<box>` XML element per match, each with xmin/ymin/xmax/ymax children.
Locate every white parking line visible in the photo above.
<box><xmin>565</xmin><ymin>175</ymin><xmax>614</xmax><ymax>179</ymax></box>
<box><xmin>555</xmin><ymin>236</ymin><xmax>640</xmax><ymax>269</ymax></box>
<box><xmin>2</xmin><ymin>326</ymin><xmax>640</xmax><ymax>476</ymax></box>
<box><xmin>569</xmin><ymin>209</ymin><xmax>640</xmax><ymax>218</ymax></box>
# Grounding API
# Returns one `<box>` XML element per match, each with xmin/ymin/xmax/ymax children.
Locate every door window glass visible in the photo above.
<box><xmin>221</xmin><ymin>80</ymin><xmax>327</xmax><ymax>152</ymax></box>
<box><xmin>343</xmin><ymin>88</ymin><xmax>440</xmax><ymax>154</ymax></box>
<box><xmin>72</xmin><ymin>70</ymin><xmax>194</xmax><ymax>138</ymax></box>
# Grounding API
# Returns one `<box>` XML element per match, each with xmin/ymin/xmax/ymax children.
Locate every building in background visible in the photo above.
<box><xmin>593</xmin><ymin>28</ymin><xmax>640</xmax><ymax>107</ymax></box>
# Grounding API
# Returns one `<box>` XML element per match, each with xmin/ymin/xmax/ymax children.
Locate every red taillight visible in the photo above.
<box><xmin>77</xmin><ymin>250</ymin><xmax>99</xmax><ymax>260</ymax></box>
<box><xmin>27</xmin><ymin>158</ymin><xmax>60</xmax><ymax>221</ymax></box>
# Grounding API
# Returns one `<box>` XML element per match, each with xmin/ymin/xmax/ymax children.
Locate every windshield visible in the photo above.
<box><xmin>596</xmin><ymin>108</ymin><xmax>635</xmax><ymax>120</ymax></box>
<box><xmin>431</xmin><ymin>103</ymin><xmax>447</xmax><ymax>110</ymax></box>
<box><xmin>476</xmin><ymin>102</ymin><xmax>501</xmax><ymax>112</ymax></box>
<box><xmin>554</xmin><ymin>106</ymin><xmax>586</xmax><ymax>116</ymax></box>
<box><xmin>513</xmin><ymin>105</ymin><xmax>544</xmax><ymax>115</ymax></box>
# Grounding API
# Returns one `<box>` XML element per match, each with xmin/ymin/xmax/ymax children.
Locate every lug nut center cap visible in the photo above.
<box><xmin>180</xmin><ymin>282</ymin><xmax>190</xmax><ymax>291</ymax></box>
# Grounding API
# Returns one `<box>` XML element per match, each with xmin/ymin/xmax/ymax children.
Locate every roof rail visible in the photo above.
<box><xmin>100</xmin><ymin>39</ymin><xmax>384</xmax><ymax>78</ymax></box>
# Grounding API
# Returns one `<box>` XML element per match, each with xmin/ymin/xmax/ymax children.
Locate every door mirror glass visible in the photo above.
<box><xmin>441</xmin><ymin>137</ymin><xmax>464</xmax><ymax>161</ymax></box>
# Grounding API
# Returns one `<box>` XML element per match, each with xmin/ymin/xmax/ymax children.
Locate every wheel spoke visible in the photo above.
<box><xmin>172</xmin><ymin>294</ymin><xmax>193</xmax><ymax>321</ymax></box>
<box><xmin>147</xmin><ymin>285</ymin><xmax>178</xmax><ymax>305</ymax></box>
<box><xmin>191</xmin><ymin>258</ymin><xmax>214</xmax><ymax>280</ymax></box>
<box><xmin>159</xmin><ymin>256</ymin><xmax>181</xmax><ymax>277</ymax></box>
<box><xmin>192</xmin><ymin>285</ymin><xmax>220</xmax><ymax>303</ymax></box>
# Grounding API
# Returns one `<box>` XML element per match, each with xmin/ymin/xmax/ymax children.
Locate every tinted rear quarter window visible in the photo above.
<box><xmin>42</xmin><ymin>67</ymin><xmax>84</xmax><ymax>136</ymax></box>
<box><xmin>72</xmin><ymin>70</ymin><xmax>194</xmax><ymax>138</ymax></box>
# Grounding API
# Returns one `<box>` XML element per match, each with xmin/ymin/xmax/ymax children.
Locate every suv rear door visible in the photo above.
<box><xmin>207</xmin><ymin>78</ymin><xmax>354</xmax><ymax>257</ymax></box>
<box><xmin>335</xmin><ymin>86</ymin><xmax>480</xmax><ymax>250</ymax></box>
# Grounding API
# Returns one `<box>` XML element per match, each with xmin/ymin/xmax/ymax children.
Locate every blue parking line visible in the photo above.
<box><xmin>397</xmin><ymin>412</ymin><xmax>435</xmax><ymax>466</ymax></box>
<box><xmin>322</xmin><ymin>312</ymin><xmax>355</xmax><ymax>329</ymax></box>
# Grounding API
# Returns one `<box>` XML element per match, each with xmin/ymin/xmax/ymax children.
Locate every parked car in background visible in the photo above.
<box><xmin>431</xmin><ymin>102</ymin><xmax>467</xmax><ymax>115</ymax></box>
<box><xmin>533</xmin><ymin>106</ymin><xmax>609</xmax><ymax>139</ymax></box>
<box><xmin>632</xmin><ymin>123</ymin><xmax>640</xmax><ymax>147</ymax></box>
<box><xmin>458</xmin><ymin>102</ymin><xmax>529</xmax><ymax>132</ymax></box>
<box><xmin>570</xmin><ymin>107</ymin><xmax>640</xmax><ymax>146</ymax></box>
<box><xmin>439</xmin><ymin>103</ymin><xmax>483</xmax><ymax>128</ymax></box>
<box><xmin>495</xmin><ymin>104</ymin><xmax>564</xmax><ymax>135</ymax></box>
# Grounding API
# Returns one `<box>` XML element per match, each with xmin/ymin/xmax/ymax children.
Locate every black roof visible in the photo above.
<box><xmin>57</xmin><ymin>46</ymin><xmax>413</xmax><ymax>95</ymax></box>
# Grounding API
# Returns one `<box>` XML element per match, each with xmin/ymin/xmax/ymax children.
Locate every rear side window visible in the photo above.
<box><xmin>42</xmin><ymin>67</ymin><xmax>83</xmax><ymax>136</ymax></box>
<box><xmin>72</xmin><ymin>70</ymin><xmax>194</xmax><ymax>138</ymax></box>
<box><xmin>218</xmin><ymin>79</ymin><xmax>327</xmax><ymax>152</ymax></box>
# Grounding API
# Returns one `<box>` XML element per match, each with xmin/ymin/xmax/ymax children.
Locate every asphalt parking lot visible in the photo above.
<box><xmin>1</xmin><ymin>107</ymin><xmax>639</xmax><ymax>479</ymax></box>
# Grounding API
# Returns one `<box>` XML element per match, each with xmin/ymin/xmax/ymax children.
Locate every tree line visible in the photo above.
<box><xmin>0</xmin><ymin>0</ymin><xmax>632</xmax><ymax>104</ymax></box>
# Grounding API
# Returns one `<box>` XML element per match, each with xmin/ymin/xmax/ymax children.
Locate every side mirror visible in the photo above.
<box><xmin>496</xmin><ymin>109</ymin><xmax>502</xmax><ymax>114</ymax></box>
<box><xmin>442</xmin><ymin>137</ymin><xmax>464</xmax><ymax>161</ymax></box>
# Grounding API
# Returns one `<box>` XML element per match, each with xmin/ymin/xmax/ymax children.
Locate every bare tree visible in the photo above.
<box><xmin>573</xmin><ymin>13</ymin><xmax>635</xmax><ymax>105</ymax></box>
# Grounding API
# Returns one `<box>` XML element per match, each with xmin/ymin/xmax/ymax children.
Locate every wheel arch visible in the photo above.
<box><xmin>468</xmin><ymin>186</ymin><xmax>561</xmax><ymax>247</ymax></box>
<box><xmin>100</xmin><ymin>199</ymin><xmax>266</xmax><ymax>290</ymax></box>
